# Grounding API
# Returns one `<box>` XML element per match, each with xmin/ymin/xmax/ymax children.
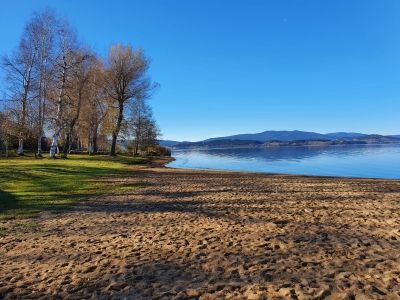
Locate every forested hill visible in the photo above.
<box><xmin>174</xmin><ymin>139</ymin><xmax>263</xmax><ymax>149</ymax></box>
<box><xmin>159</xmin><ymin>130</ymin><xmax>400</xmax><ymax>149</ymax></box>
<box><xmin>165</xmin><ymin>134</ymin><xmax>400</xmax><ymax>149</ymax></box>
<box><xmin>203</xmin><ymin>130</ymin><xmax>367</xmax><ymax>142</ymax></box>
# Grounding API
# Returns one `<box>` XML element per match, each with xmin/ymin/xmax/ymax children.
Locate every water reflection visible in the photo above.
<box><xmin>168</xmin><ymin>144</ymin><xmax>400</xmax><ymax>179</ymax></box>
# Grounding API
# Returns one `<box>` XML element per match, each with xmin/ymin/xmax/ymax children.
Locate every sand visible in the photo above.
<box><xmin>1</xmin><ymin>159</ymin><xmax>400</xmax><ymax>299</ymax></box>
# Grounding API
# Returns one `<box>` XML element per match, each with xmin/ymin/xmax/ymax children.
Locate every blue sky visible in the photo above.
<box><xmin>1</xmin><ymin>0</ymin><xmax>399</xmax><ymax>141</ymax></box>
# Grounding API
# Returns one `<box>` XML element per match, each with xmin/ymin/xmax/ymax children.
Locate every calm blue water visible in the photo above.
<box><xmin>168</xmin><ymin>144</ymin><xmax>400</xmax><ymax>179</ymax></box>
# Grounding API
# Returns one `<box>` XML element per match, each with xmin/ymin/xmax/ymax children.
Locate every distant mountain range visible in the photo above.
<box><xmin>158</xmin><ymin>140</ymin><xmax>187</xmax><ymax>147</ymax></box>
<box><xmin>159</xmin><ymin>130</ymin><xmax>400</xmax><ymax>148</ymax></box>
<box><xmin>204</xmin><ymin>131</ymin><xmax>368</xmax><ymax>142</ymax></box>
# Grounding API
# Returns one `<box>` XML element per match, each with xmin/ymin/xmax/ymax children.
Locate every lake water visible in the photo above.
<box><xmin>168</xmin><ymin>144</ymin><xmax>400</xmax><ymax>179</ymax></box>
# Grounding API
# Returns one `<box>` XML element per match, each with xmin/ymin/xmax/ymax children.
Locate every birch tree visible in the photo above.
<box><xmin>103</xmin><ymin>44</ymin><xmax>158</xmax><ymax>156</ymax></box>
<box><xmin>1</xmin><ymin>20</ymin><xmax>40</xmax><ymax>155</ymax></box>
<box><xmin>1</xmin><ymin>8</ymin><xmax>60</xmax><ymax>157</ymax></box>
<box><xmin>48</xmin><ymin>19</ymin><xmax>89</xmax><ymax>158</ymax></box>
<box><xmin>2</xmin><ymin>12</ymin><xmax>162</xmax><ymax>158</ymax></box>
<box><xmin>32</xmin><ymin>9</ymin><xmax>58</xmax><ymax>157</ymax></box>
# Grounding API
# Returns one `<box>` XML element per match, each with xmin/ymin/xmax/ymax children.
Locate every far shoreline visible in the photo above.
<box><xmin>170</xmin><ymin>142</ymin><xmax>400</xmax><ymax>151</ymax></box>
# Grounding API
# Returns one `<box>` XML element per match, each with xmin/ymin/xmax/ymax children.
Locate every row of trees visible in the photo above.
<box><xmin>0</xmin><ymin>8</ymin><xmax>160</xmax><ymax>158</ymax></box>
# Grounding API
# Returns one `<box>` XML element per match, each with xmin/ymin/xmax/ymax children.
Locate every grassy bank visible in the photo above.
<box><xmin>0</xmin><ymin>154</ymin><xmax>151</xmax><ymax>220</ymax></box>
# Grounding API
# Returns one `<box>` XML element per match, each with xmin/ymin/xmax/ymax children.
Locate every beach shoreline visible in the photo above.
<box><xmin>1</xmin><ymin>163</ymin><xmax>400</xmax><ymax>299</ymax></box>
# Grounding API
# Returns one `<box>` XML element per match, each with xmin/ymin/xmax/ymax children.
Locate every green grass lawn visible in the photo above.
<box><xmin>0</xmin><ymin>154</ymin><xmax>151</xmax><ymax>220</ymax></box>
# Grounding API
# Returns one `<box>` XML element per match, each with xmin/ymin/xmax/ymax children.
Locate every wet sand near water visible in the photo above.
<box><xmin>1</xmin><ymin>161</ymin><xmax>400</xmax><ymax>299</ymax></box>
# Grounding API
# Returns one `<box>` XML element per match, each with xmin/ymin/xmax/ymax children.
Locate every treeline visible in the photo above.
<box><xmin>174</xmin><ymin>139</ymin><xmax>263</xmax><ymax>149</ymax></box>
<box><xmin>0</xmin><ymin>8</ymin><xmax>164</xmax><ymax>158</ymax></box>
<box><xmin>171</xmin><ymin>139</ymin><xmax>373</xmax><ymax>149</ymax></box>
<box><xmin>263</xmin><ymin>140</ymin><xmax>368</xmax><ymax>146</ymax></box>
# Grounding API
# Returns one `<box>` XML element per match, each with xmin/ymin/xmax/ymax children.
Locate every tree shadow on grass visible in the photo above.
<box><xmin>0</xmin><ymin>188</ymin><xmax>78</xmax><ymax>219</ymax></box>
<box><xmin>0</xmin><ymin>162</ymin><xmax>145</xmax><ymax>219</ymax></box>
<box><xmin>0</xmin><ymin>189</ymin><xmax>19</xmax><ymax>213</ymax></box>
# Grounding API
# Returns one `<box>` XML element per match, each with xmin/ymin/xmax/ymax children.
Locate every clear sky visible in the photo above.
<box><xmin>1</xmin><ymin>0</ymin><xmax>399</xmax><ymax>141</ymax></box>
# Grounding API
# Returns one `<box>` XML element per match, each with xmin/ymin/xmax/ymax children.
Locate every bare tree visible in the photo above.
<box><xmin>32</xmin><ymin>8</ymin><xmax>58</xmax><ymax>157</ymax></box>
<box><xmin>0</xmin><ymin>109</ymin><xmax>18</xmax><ymax>158</ymax></box>
<box><xmin>61</xmin><ymin>49</ymin><xmax>94</xmax><ymax>157</ymax></box>
<box><xmin>77</xmin><ymin>58</ymin><xmax>109</xmax><ymax>155</ymax></box>
<box><xmin>103</xmin><ymin>44</ymin><xmax>158</xmax><ymax>156</ymax></box>
<box><xmin>2</xmin><ymin>13</ymin><xmax>162</xmax><ymax>159</ymax></box>
<box><xmin>1</xmin><ymin>8</ymin><xmax>64</xmax><ymax>157</ymax></box>
<box><xmin>48</xmin><ymin>19</ymin><xmax>89</xmax><ymax>158</ymax></box>
<box><xmin>124</xmin><ymin>98</ymin><xmax>160</xmax><ymax>156</ymax></box>
<box><xmin>1</xmin><ymin>19</ymin><xmax>40</xmax><ymax>155</ymax></box>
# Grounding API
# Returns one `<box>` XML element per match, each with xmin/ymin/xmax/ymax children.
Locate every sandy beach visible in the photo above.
<box><xmin>1</xmin><ymin>160</ymin><xmax>400</xmax><ymax>299</ymax></box>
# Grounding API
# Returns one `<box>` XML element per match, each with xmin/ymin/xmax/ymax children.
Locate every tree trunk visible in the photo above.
<box><xmin>93</xmin><ymin>124</ymin><xmax>98</xmax><ymax>153</ymax></box>
<box><xmin>88</xmin><ymin>125</ymin><xmax>93</xmax><ymax>155</ymax></box>
<box><xmin>62</xmin><ymin>131</ymin><xmax>70</xmax><ymax>158</ymax></box>
<box><xmin>18</xmin><ymin>139</ymin><xmax>24</xmax><ymax>156</ymax></box>
<box><xmin>49</xmin><ymin>126</ymin><xmax>61</xmax><ymax>158</ymax></box>
<box><xmin>133</xmin><ymin>113</ymin><xmax>141</xmax><ymax>156</ymax></box>
<box><xmin>110</xmin><ymin>132</ymin><xmax>117</xmax><ymax>156</ymax></box>
<box><xmin>37</xmin><ymin>135</ymin><xmax>43</xmax><ymax>157</ymax></box>
<box><xmin>134</xmin><ymin>143</ymin><xmax>139</xmax><ymax>156</ymax></box>
<box><xmin>32</xmin><ymin>141</ymin><xmax>37</xmax><ymax>159</ymax></box>
<box><xmin>68</xmin><ymin>135</ymin><xmax>72</xmax><ymax>153</ymax></box>
<box><xmin>18</xmin><ymin>92</ymin><xmax>27</xmax><ymax>156</ymax></box>
<box><xmin>37</xmin><ymin>95</ymin><xmax>45</xmax><ymax>157</ymax></box>
<box><xmin>109</xmin><ymin>102</ymin><xmax>123</xmax><ymax>156</ymax></box>
<box><xmin>49</xmin><ymin>60</ymin><xmax>66</xmax><ymax>158</ymax></box>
